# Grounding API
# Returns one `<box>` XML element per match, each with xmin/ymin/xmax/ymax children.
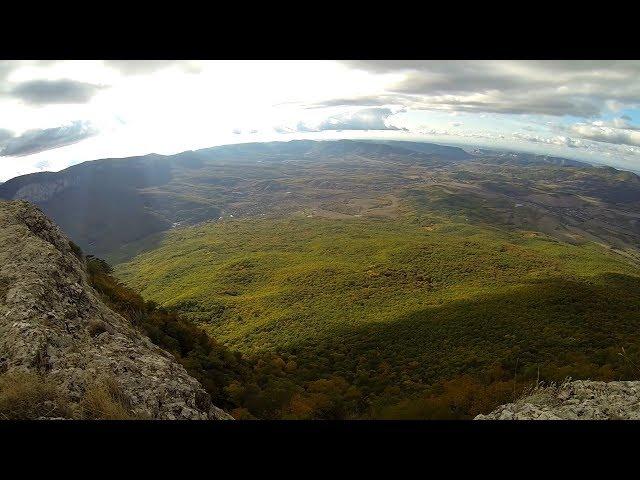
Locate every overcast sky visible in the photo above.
<box><xmin>1</xmin><ymin>60</ymin><xmax>640</xmax><ymax>181</ymax></box>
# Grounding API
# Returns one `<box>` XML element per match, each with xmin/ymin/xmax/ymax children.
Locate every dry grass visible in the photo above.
<box><xmin>0</xmin><ymin>370</ymin><xmax>72</xmax><ymax>419</ymax></box>
<box><xmin>513</xmin><ymin>377</ymin><xmax>575</xmax><ymax>407</ymax></box>
<box><xmin>78</xmin><ymin>375</ymin><xmax>142</xmax><ymax>420</ymax></box>
<box><xmin>0</xmin><ymin>370</ymin><xmax>149</xmax><ymax>420</ymax></box>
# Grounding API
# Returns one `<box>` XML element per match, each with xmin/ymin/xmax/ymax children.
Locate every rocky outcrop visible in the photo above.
<box><xmin>475</xmin><ymin>380</ymin><xmax>640</xmax><ymax>420</ymax></box>
<box><xmin>0</xmin><ymin>200</ymin><xmax>231</xmax><ymax>419</ymax></box>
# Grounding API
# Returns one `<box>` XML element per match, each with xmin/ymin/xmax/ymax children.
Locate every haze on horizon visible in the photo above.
<box><xmin>1</xmin><ymin>60</ymin><xmax>640</xmax><ymax>181</ymax></box>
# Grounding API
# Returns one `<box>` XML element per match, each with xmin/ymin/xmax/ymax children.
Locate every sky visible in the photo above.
<box><xmin>1</xmin><ymin>60</ymin><xmax>640</xmax><ymax>181</ymax></box>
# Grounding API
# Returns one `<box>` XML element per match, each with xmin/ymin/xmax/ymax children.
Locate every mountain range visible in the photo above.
<box><xmin>1</xmin><ymin>140</ymin><xmax>638</xmax><ymax>259</ymax></box>
<box><xmin>2</xmin><ymin>139</ymin><xmax>640</xmax><ymax>419</ymax></box>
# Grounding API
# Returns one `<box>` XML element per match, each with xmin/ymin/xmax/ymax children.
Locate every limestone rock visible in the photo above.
<box><xmin>0</xmin><ymin>200</ymin><xmax>232</xmax><ymax>420</ymax></box>
<box><xmin>475</xmin><ymin>380</ymin><xmax>640</xmax><ymax>420</ymax></box>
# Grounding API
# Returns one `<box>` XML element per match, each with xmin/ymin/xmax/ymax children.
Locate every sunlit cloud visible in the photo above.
<box><xmin>1</xmin><ymin>60</ymin><xmax>640</xmax><ymax>181</ymax></box>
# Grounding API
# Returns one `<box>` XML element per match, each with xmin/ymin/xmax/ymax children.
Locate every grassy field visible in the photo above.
<box><xmin>115</xmin><ymin>213</ymin><xmax>640</xmax><ymax>418</ymax></box>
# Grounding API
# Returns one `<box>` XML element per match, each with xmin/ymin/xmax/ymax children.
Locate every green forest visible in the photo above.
<box><xmin>108</xmin><ymin>213</ymin><xmax>640</xmax><ymax>419</ymax></box>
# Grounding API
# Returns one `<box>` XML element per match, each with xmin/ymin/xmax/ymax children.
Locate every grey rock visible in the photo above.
<box><xmin>0</xmin><ymin>200</ymin><xmax>232</xmax><ymax>420</ymax></box>
<box><xmin>475</xmin><ymin>380</ymin><xmax>640</xmax><ymax>420</ymax></box>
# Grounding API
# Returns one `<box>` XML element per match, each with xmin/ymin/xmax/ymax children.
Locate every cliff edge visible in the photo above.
<box><xmin>0</xmin><ymin>200</ymin><xmax>231</xmax><ymax>419</ymax></box>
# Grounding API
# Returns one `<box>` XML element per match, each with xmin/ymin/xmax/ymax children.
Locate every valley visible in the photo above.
<box><xmin>3</xmin><ymin>139</ymin><xmax>640</xmax><ymax>419</ymax></box>
<box><xmin>114</xmin><ymin>209</ymin><xmax>640</xmax><ymax>418</ymax></box>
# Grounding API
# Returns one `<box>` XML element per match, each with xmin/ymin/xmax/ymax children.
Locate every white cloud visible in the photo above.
<box><xmin>283</xmin><ymin>107</ymin><xmax>404</xmax><ymax>132</ymax></box>
<box><xmin>568</xmin><ymin>123</ymin><xmax>640</xmax><ymax>147</ymax></box>
<box><xmin>1</xmin><ymin>60</ymin><xmax>640</xmax><ymax>179</ymax></box>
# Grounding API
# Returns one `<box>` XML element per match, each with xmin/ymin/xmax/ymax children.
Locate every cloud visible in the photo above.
<box><xmin>513</xmin><ymin>132</ymin><xmax>584</xmax><ymax>148</ymax></box>
<box><xmin>34</xmin><ymin>159</ymin><xmax>50</xmax><ymax>170</ymax></box>
<box><xmin>293</xmin><ymin>108</ymin><xmax>403</xmax><ymax>132</ymax></box>
<box><xmin>568</xmin><ymin>123</ymin><xmax>640</xmax><ymax>147</ymax></box>
<box><xmin>0</xmin><ymin>128</ymin><xmax>13</xmax><ymax>142</ymax></box>
<box><xmin>0</xmin><ymin>121</ymin><xmax>97</xmax><ymax>157</ymax></box>
<box><xmin>306</xmin><ymin>95</ymin><xmax>408</xmax><ymax>108</ymax></box>
<box><xmin>336</xmin><ymin>61</ymin><xmax>640</xmax><ymax>118</ymax></box>
<box><xmin>105</xmin><ymin>60</ymin><xmax>202</xmax><ymax>75</ymax></box>
<box><xmin>10</xmin><ymin>79</ymin><xmax>104</xmax><ymax>105</ymax></box>
<box><xmin>0</xmin><ymin>60</ymin><xmax>53</xmax><ymax>84</ymax></box>
<box><xmin>232</xmin><ymin>128</ymin><xmax>259</xmax><ymax>135</ymax></box>
<box><xmin>0</xmin><ymin>62</ymin><xmax>13</xmax><ymax>83</ymax></box>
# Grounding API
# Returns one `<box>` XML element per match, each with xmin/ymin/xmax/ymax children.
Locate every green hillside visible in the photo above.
<box><xmin>116</xmin><ymin>214</ymin><xmax>640</xmax><ymax>418</ymax></box>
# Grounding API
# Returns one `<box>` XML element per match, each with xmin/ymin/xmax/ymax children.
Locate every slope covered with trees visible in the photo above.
<box><xmin>114</xmin><ymin>214</ymin><xmax>640</xmax><ymax>419</ymax></box>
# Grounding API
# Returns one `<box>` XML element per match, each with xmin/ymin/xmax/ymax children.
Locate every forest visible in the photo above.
<box><xmin>107</xmin><ymin>212</ymin><xmax>640</xmax><ymax>419</ymax></box>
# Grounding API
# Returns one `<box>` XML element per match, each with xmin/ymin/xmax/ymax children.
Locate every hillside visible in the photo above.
<box><xmin>116</xmin><ymin>213</ymin><xmax>640</xmax><ymax>418</ymax></box>
<box><xmin>0</xmin><ymin>200</ymin><xmax>231</xmax><ymax>420</ymax></box>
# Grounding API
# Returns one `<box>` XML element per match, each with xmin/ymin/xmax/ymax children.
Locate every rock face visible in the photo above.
<box><xmin>475</xmin><ymin>380</ymin><xmax>640</xmax><ymax>420</ymax></box>
<box><xmin>0</xmin><ymin>200</ymin><xmax>231</xmax><ymax>420</ymax></box>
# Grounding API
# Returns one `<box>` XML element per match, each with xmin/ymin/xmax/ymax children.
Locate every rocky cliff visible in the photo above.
<box><xmin>0</xmin><ymin>200</ymin><xmax>231</xmax><ymax>420</ymax></box>
<box><xmin>475</xmin><ymin>380</ymin><xmax>640</xmax><ymax>420</ymax></box>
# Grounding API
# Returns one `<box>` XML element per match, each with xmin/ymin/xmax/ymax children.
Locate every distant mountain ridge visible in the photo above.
<box><xmin>0</xmin><ymin>140</ymin><xmax>469</xmax><ymax>254</ymax></box>
<box><xmin>1</xmin><ymin>139</ymin><xmax>636</xmax><ymax>256</ymax></box>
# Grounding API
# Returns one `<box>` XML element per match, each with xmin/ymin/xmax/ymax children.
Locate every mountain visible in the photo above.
<box><xmin>366</xmin><ymin>139</ymin><xmax>473</xmax><ymax>160</ymax></box>
<box><xmin>0</xmin><ymin>200</ymin><xmax>231</xmax><ymax>419</ymax></box>
<box><xmin>470</xmin><ymin>149</ymin><xmax>590</xmax><ymax>168</ymax></box>
<box><xmin>0</xmin><ymin>140</ymin><xmax>457</xmax><ymax>255</ymax></box>
<box><xmin>2</xmin><ymin>139</ymin><xmax>639</xmax><ymax>260</ymax></box>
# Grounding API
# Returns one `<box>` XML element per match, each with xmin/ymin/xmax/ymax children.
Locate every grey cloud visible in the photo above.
<box><xmin>0</xmin><ymin>62</ymin><xmax>13</xmax><ymax>83</ymax></box>
<box><xmin>337</xmin><ymin>61</ymin><xmax>640</xmax><ymax>118</ymax></box>
<box><xmin>0</xmin><ymin>61</ymin><xmax>53</xmax><ymax>84</ymax></box>
<box><xmin>10</xmin><ymin>79</ymin><xmax>104</xmax><ymax>105</ymax></box>
<box><xmin>307</xmin><ymin>95</ymin><xmax>408</xmax><ymax>108</ymax></box>
<box><xmin>0</xmin><ymin>128</ymin><xmax>13</xmax><ymax>142</ymax></box>
<box><xmin>0</xmin><ymin>121</ymin><xmax>97</xmax><ymax>157</ymax></box>
<box><xmin>421</xmin><ymin>94</ymin><xmax>602</xmax><ymax>117</ymax></box>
